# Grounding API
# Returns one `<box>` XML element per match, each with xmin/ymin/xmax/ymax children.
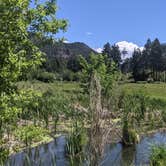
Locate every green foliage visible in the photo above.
<box><xmin>0</xmin><ymin>93</ymin><xmax>22</xmax><ymax>138</ymax></box>
<box><xmin>122</xmin><ymin>83</ymin><xmax>166</xmax><ymax>101</ymax></box>
<box><xmin>121</xmin><ymin>93</ymin><xmax>148</xmax><ymax>118</ymax></box>
<box><xmin>122</xmin><ymin>38</ymin><xmax>166</xmax><ymax>82</ymax></box>
<box><xmin>0</xmin><ymin>0</ymin><xmax>68</xmax><ymax>92</ymax></box>
<box><xmin>121</xmin><ymin>92</ymin><xmax>148</xmax><ymax>145</ymax></box>
<box><xmin>66</xmin><ymin>121</ymin><xmax>87</xmax><ymax>165</ymax></box>
<box><xmin>122</xmin><ymin>125</ymin><xmax>139</xmax><ymax>145</ymax></box>
<box><xmin>0</xmin><ymin>0</ymin><xmax>44</xmax><ymax>93</ymax></box>
<box><xmin>38</xmin><ymin>88</ymin><xmax>72</xmax><ymax>129</ymax></box>
<box><xmin>35</xmin><ymin>71</ymin><xmax>56</xmax><ymax>82</ymax></box>
<box><xmin>28</xmin><ymin>0</ymin><xmax>68</xmax><ymax>37</ymax></box>
<box><xmin>102</xmin><ymin>42</ymin><xmax>122</xmax><ymax>67</ymax></box>
<box><xmin>150</xmin><ymin>145</ymin><xmax>166</xmax><ymax>166</ymax></box>
<box><xmin>15</xmin><ymin>125</ymin><xmax>47</xmax><ymax>147</ymax></box>
<box><xmin>0</xmin><ymin>140</ymin><xmax>9</xmax><ymax>164</ymax></box>
<box><xmin>79</xmin><ymin>53</ymin><xmax>120</xmax><ymax>96</ymax></box>
<box><xmin>0</xmin><ymin>0</ymin><xmax>68</xmax><ymax>161</ymax></box>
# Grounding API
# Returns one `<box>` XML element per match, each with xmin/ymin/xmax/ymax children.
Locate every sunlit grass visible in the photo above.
<box><xmin>122</xmin><ymin>83</ymin><xmax>166</xmax><ymax>100</ymax></box>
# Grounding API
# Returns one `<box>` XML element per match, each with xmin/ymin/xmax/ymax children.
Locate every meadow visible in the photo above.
<box><xmin>122</xmin><ymin>83</ymin><xmax>166</xmax><ymax>100</ymax></box>
<box><xmin>18</xmin><ymin>81</ymin><xmax>166</xmax><ymax>101</ymax></box>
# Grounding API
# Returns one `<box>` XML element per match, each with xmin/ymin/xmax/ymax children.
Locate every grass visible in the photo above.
<box><xmin>17</xmin><ymin>80</ymin><xmax>82</xmax><ymax>94</ymax></box>
<box><xmin>18</xmin><ymin>81</ymin><xmax>166</xmax><ymax>102</ymax></box>
<box><xmin>1</xmin><ymin>81</ymin><xmax>85</xmax><ymax>156</ymax></box>
<box><xmin>150</xmin><ymin>145</ymin><xmax>166</xmax><ymax>166</ymax></box>
<box><xmin>14</xmin><ymin>81</ymin><xmax>166</xmax><ymax>150</ymax></box>
<box><xmin>122</xmin><ymin>83</ymin><xmax>166</xmax><ymax>100</ymax></box>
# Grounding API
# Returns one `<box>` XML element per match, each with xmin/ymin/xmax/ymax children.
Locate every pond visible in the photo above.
<box><xmin>6</xmin><ymin>132</ymin><xmax>166</xmax><ymax>166</ymax></box>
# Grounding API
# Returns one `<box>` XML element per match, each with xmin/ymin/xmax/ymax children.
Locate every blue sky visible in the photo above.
<box><xmin>56</xmin><ymin>0</ymin><xmax>165</xmax><ymax>48</ymax></box>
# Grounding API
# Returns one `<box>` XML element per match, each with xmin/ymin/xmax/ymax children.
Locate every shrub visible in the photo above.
<box><xmin>37</xmin><ymin>71</ymin><xmax>56</xmax><ymax>83</ymax></box>
<box><xmin>0</xmin><ymin>140</ymin><xmax>9</xmax><ymax>164</ymax></box>
<box><xmin>15</xmin><ymin>125</ymin><xmax>48</xmax><ymax>147</ymax></box>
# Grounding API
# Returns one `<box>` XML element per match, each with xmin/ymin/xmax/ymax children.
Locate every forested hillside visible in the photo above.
<box><xmin>121</xmin><ymin>39</ymin><xmax>166</xmax><ymax>82</ymax></box>
<box><xmin>28</xmin><ymin>35</ymin><xmax>166</xmax><ymax>83</ymax></box>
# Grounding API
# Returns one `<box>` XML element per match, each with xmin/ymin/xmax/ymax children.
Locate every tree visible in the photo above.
<box><xmin>142</xmin><ymin>38</ymin><xmax>152</xmax><ymax>69</ymax></box>
<box><xmin>79</xmin><ymin>53</ymin><xmax>120</xmax><ymax>97</ymax></box>
<box><xmin>131</xmin><ymin>49</ymin><xmax>142</xmax><ymax>82</ymax></box>
<box><xmin>121</xmin><ymin>58</ymin><xmax>132</xmax><ymax>74</ymax></box>
<box><xmin>150</xmin><ymin>38</ymin><xmax>162</xmax><ymax>80</ymax></box>
<box><xmin>121</xmin><ymin>38</ymin><xmax>166</xmax><ymax>82</ymax></box>
<box><xmin>0</xmin><ymin>0</ymin><xmax>67</xmax><ymax>93</ymax></box>
<box><xmin>102</xmin><ymin>42</ymin><xmax>111</xmax><ymax>58</ymax></box>
<box><xmin>110</xmin><ymin>45</ymin><xmax>122</xmax><ymax>68</ymax></box>
<box><xmin>0</xmin><ymin>0</ymin><xmax>67</xmax><ymax>145</ymax></box>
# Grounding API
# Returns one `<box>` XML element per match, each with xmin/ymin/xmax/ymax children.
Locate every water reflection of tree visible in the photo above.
<box><xmin>121</xmin><ymin>145</ymin><xmax>135</xmax><ymax>166</ymax></box>
<box><xmin>72</xmin><ymin>72</ymin><xmax>121</xmax><ymax>165</ymax></box>
<box><xmin>86</xmin><ymin>73</ymin><xmax>120</xmax><ymax>165</ymax></box>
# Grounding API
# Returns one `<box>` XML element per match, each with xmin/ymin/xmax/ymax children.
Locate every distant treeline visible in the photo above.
<box><xmin>122</xmin><ymin>39</ymin><xmax>166</xmax><ymax>82</ymax></box>
<box><xmin>26</xmin><ymin>34</ymin><xmax>166</xmax><ymax>83</ymax></box>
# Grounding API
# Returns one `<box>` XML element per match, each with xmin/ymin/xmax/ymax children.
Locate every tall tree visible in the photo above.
<box><xmin>142</xmin><ymin>38</ymin><xmax>152</xmax><ymax>69</ymax></box>
<box><xmin>150</xmin><ymin>38</ymin><xmax>162</xmax><ymax>80</ymax></box>
<box><xmin>110</xmin><ymin>45</ymin><xmax>122</xmax><ymax>67</ymax></box>
<box><xmin>102</xmin><ymin>42</ymin><xmax>111</xmax><ymax>58</ymax></box>
<box><xmin>0</xmin><ymin>0</ymin><xmax>67</xmax><ymax>141</ymax></box>
<box><xmin>131</xmin><ymin>49</ymin><xmax>142</xmax><ymax>82</ymax></box>
<box><xmin>0</xmin><ymin>0</ymin><xmax>68</xmax><ymax>93</ymax></box>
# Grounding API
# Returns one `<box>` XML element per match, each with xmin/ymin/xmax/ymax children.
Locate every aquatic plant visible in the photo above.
<box><xmin>121</xmin><ymin>93</ymin><xmax>148</xmax><ymax>145</ymax></box>
<box><xmin>150</xmin><ymin>145</ymin><xmax>166</xmax><ymax>166</ymax></box>
<box><xmin>0</xmin><ymin>140</ymin><xmax>9</xmax><ymax>165</ymax></box>
<box><xmin>14</xmin><ymin>125</ymin><xmax>48</xmax><ymax>147</ymax></box>
<box><xmin>66</xmin><ymin>121</ymin><xmax>87</xmax><ymax>166</ymax></box>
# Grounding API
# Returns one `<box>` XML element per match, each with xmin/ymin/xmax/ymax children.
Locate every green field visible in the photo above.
<box><xmin>122</xmin><ymin>83</ymin><xmax>166</xmax><ymax>100</ymax></box>
<box><xmin>18</xmin><ymin>81</ymin><xmax>166</xmax><ymax>101</ymax></box>
<box><xmin>17</xmin><ymin>81</ymin><xmax>88</xmax><ymax>106</ymax></box>
<box><xmin>17</xmin><ymin>81</ymin><xmax>81</xmax><ymax>93</ymax></box>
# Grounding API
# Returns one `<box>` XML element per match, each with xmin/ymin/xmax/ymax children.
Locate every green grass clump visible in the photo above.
<box><xmin>150</xmin><ymin>145</ymin><xmax>166</xmax><ymax>166</ymax></box>
<box><xmin>14</xmin><ymin>125</ymin><xmax>48</xmax><ymax>147</ymax></box>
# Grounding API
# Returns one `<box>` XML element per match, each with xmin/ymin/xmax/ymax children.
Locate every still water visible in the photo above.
<box><xmin>6</xmin><ymin>132</ymin><xmax>166</xmax><ymax>166</ymax></box>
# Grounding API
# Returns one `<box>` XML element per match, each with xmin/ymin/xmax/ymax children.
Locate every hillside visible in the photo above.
<box><xmin>31</xmin><ymin>33</ymin><xmax>97</xmax><ymax>59</ymax></box>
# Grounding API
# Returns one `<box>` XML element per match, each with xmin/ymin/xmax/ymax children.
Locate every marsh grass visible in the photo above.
<box><xmin>150</xmin><ymin>145</ymin><xmax>166</xmax><ymax>166</ymax></box>
<box><xmin>122</xmin><ymin>83</ymin><xmax>166</xmax><ymax>100</ymax></box>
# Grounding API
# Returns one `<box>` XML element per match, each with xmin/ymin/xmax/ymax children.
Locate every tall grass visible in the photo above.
<box><xmin>150</xmin><ymin>145</ymin><xmax>166</xmax><ymax>166</ymax></box>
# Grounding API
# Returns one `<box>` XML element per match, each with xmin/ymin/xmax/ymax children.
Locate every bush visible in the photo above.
<box><xmin>61</xmin><ymin>70</ymin><xmax>75</xmax><ymax>81</ymax></box>
<box><xmin>26</xmin><ymin>68</ymin><xmax>56</xmax><ymax>82</ymax></box>
<box><xmin>36</xmin><ymin>71</ymin><xmax>56</xmax><ymax>82</ymax></box>
<box><xmin>0</xmin><ymin>140</ymin><xmax>9</xmax><ymax>164</ymax></box>
<box><xmin>15</xmin><ymin>125</ymin><xmax>48</xmax><ymax>147</ymax></box>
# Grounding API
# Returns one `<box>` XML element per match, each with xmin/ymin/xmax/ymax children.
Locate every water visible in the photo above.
<box><xmin>6</xmin><ymin>132</ymin><xmax>166</xmax><ymax>166</ymax></box>
<box><xmin>6</xmin><ymin>136</ymin><xmax>68</xmax><ymax>166</ymax></box>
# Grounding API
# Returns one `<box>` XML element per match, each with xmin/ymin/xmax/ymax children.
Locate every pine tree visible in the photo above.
<box><xmin>110</xmin><ymin>45</ymin><xmax>122</xmax><ymax>68</ymax></box>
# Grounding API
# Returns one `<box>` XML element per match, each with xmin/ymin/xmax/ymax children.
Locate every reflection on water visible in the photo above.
<box><xmin>6</xmin><ymin>132</ymin><xmax>166</xmax><ymax>166</ymax></box>
<box><xmin>6</xmin><ymin>136</ymin><xmax>68</xmax><ymax>166</ymax></box>
<box><xmin>101</xmin><ymin>132</ymin><xmax>166</xmax><ymax>166</ymax></box>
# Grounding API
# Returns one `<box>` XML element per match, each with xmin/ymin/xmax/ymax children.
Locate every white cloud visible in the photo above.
<box><xmin>140</xmin><ymin>47</ymin><xmax>144</xmax><ymax>51</ymax></box>
<box><xmin>63</xmin><ymin>40</ymin><xmax>70</xmax><ymax>43</ymax></box>
<box><xmin>86</xmin><ymin>32</ymin><xmax>93</xmax><ymax>36</ymax></box>
<box><xmin>116</xmin><ymin>41</ymin><xmax>143</xmax><ymax>60</ymax></box>
<box><xmin>95</xmin><ymin>48</ymin><xmax>103</xmax><ymax>53</ymax></box>
<box><xmin>95</xmin><ymin>41</ymin><xmax>144</xmax><ymax>60</ymax></box>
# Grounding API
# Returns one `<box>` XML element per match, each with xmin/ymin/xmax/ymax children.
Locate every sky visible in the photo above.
<box><xmin>51</xmin><ymin>0</ymin><xmax>166</xmax><ymax>48</ymax></box>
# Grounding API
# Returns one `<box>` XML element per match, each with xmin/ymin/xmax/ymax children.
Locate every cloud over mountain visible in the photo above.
<box><xmin>95</xmin><ymin>41</ymin><xmax>144</xmax><ymax>60</ymax></box>
<box><xmin>116</xmin><ymin>41</ymin><xmax>143</xmax><ymax>59</ymax></box>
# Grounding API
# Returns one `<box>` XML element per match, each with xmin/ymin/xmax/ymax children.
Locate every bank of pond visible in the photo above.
<box><xmin>5</xmin><ymin>131</ymin><xmax>166</xmax><ymax>166</ymax></box>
